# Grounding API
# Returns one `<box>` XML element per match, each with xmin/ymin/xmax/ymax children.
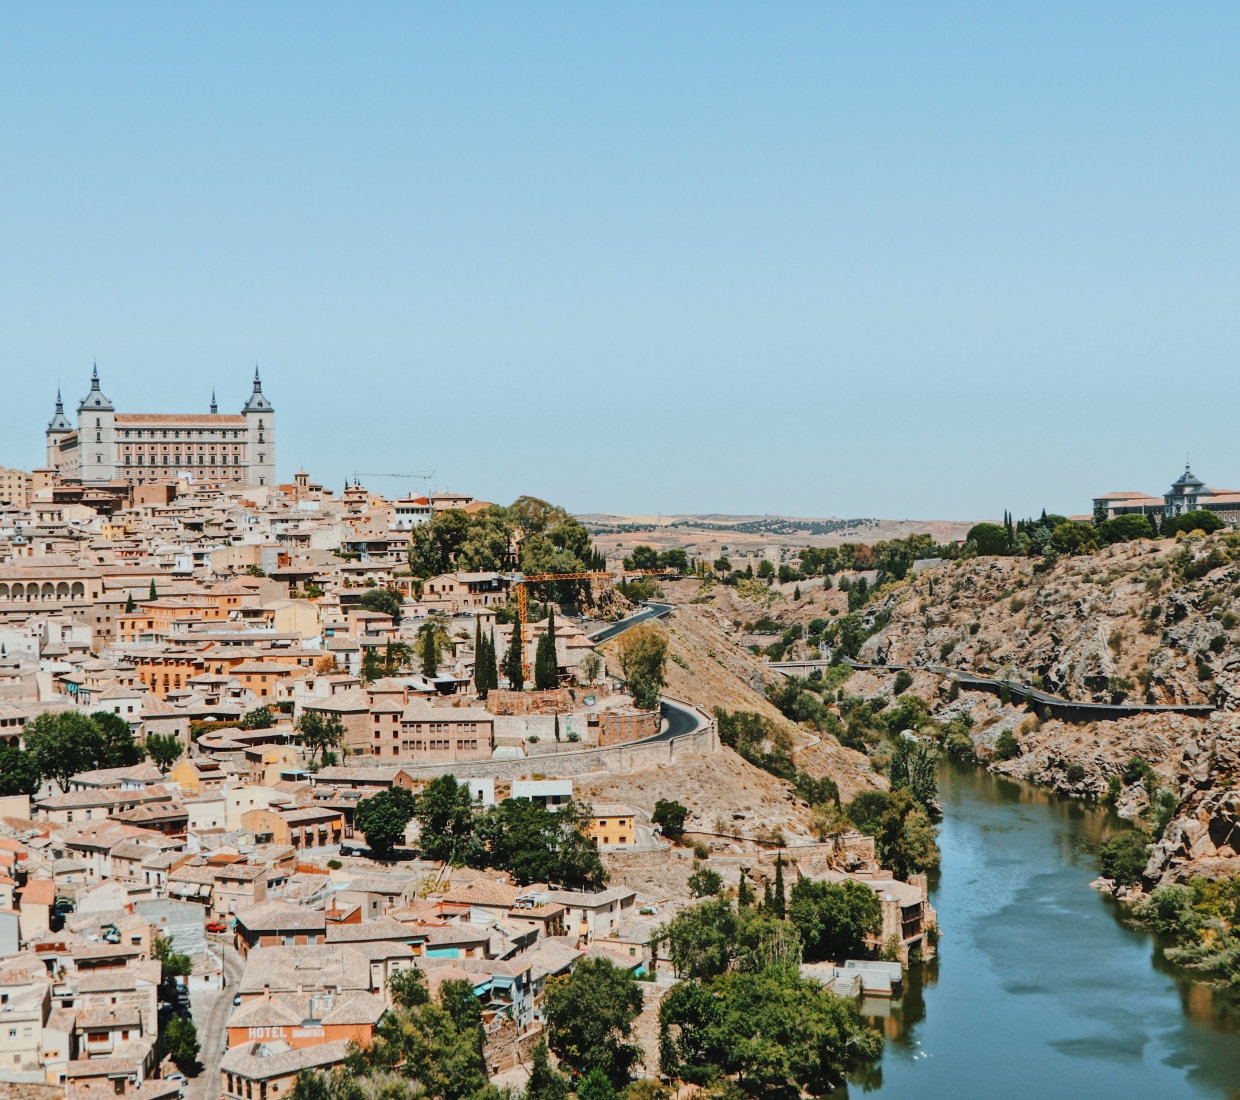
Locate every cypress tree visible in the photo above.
<box><xmin>124</xmin><ymin>593</ymin><xmax>135</xmax><ymax>613</ymax></box>
<box><xmin>474</xmin><ymin>620</ymin><xmax>483</xmax><ymax>694</ymax></box>
<box><xmin>772</xmin><ymin>853</ymin><xmax>786</xmax><ymax>919</ymax></box>
<box><xmin>554</xmin><ymin>714</ymin><xmax>561</xmax><ymax>742</ymax></box>
<box><xmin>534</xmin><ymin>607</ymin><xmax>558</xmax><ymax>690</ymax></box>
<box><xmin>419</xmin><ymin>624</ymin><xmax>438</xmax><ymax>678</ymax></box>
<box><xmin>503</xmin><ymin>623</ymin><xmax>525</xmax><ymax>691</ymax></box>
<box><xmin>149</xmin><ymin>580</ymin><xmax>158</xmax><ymax>601</ymax></box>
<box><xmin>763</xmin><ymin>880</ymin><xmax>773</xmax><ymax>911</ymax></box>
<box><xmin>488</xmin><ymin>628</ymin><xmax>499</xmax><ymax>693</ymax></box>
<box><xmin>737</xmin><ymin>873</ymin><xmax>753</xmax><ymax>907</ymax></box>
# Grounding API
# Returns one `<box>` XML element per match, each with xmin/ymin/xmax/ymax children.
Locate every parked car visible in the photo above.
<box><xmin>205</xmin><ymin>921</ymin><xmax>227</xmax><ymax>933</ymax></box>
<box><xmin>232</xmin><ymin>993</ymin><xmax>241</xmax><ymax>1006</ymax></box>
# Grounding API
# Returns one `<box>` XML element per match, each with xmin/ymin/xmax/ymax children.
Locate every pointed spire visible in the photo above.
<box><xmin>91</xmin><ymin>362</ymin><xmax>100</xmax><ymax>389</ymax></box>
<box><xmin>210</xmin><ymin>391</ymin><xmax>218</xmax><ymax>414</ymax></box>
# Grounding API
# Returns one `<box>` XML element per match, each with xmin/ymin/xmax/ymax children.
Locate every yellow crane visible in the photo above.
<box><xmin>510</xmin><ymin>568</ymin><xmax>676</xmax><ymax>680</ymax></box>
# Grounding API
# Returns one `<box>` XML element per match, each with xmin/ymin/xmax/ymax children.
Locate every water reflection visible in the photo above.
<box><xmin>832</xmin><ymin>760</ymin><xmax>1240</xmax><ymax>1099</ymax></box>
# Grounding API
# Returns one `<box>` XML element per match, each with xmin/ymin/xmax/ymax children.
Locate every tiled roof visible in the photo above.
<box><xmin>234</xmin><ymin>902</ymin><xmax>326</xmax><ymax>933</ymax></box>
<box><xmin>220</xmin><ymin>1038</ymin><xmax>352</xmax><ymax>1080</ymax></box>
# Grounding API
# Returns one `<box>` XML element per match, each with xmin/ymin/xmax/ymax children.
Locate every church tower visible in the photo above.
<box><xmin>46</xmin><ymin>390</ymin><xmax>72</xmax><ymax>471</ymax></box>
<box><xmin>242</xmin><ymin>368</ymin><xmax>276</xmax><ymax>487</ymax></box>
<box><xmin>77</xmin><ymin>366</ymin><xmax>116</xmax><ymax>484</ymax></box>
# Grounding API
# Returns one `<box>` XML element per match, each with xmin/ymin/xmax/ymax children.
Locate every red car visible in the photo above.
<box><xmin>205</xmin><ymin>921</ymin><xmax>227</xmax><ymax>933</ymax></box>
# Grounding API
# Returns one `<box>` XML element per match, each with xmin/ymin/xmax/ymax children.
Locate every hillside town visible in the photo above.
<box><xmin>0</xmin><ymin>373</ymin><xmax>936</xmax><ymax>1100</ymax></box>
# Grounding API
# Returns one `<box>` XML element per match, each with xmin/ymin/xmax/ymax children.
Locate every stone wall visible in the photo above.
<box><xmin>486</xmin><ymin>688</ymin><xmax>574</xmax><ymax>716</ymax></box>
<box><xmin>598</xmin><ymin>707</ymin><xmax>660</xmax><ymax>745</ymax></box>
<box><xmin>394</xmin><ymin>702</ymin><xmax>716</xmax><ymax>782</ymax></box>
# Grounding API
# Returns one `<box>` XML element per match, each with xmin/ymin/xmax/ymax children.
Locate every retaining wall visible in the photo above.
<box><xmin>393</xmin><ymin>698</ymin><xmax>716</xmax><ymax>781</ymax></box>
<box><xmin>599</xmin><ymin>707</ymin><xmax>660</xmax><ymax>745</ymax></box>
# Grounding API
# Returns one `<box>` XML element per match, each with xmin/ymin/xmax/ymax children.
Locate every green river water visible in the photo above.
<box><xmin>839</xmin><ymin>760</ymin><xmax>1240</xmax><ymax>1098</ymax></box>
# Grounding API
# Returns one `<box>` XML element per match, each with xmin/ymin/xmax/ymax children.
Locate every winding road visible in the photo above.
<box><xmin>585</xmin><ymin>602</ymin><xmax>674</xmax><ymax>643</ymax></box>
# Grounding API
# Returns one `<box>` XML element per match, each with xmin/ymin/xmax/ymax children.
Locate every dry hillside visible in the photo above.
<box><xmin>652</xmin><ymin>533</ymin><xmax>1240</xmax><ymax>890</ymax></box>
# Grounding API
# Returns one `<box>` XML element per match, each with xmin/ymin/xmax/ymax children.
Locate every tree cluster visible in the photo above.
<box><xmin>19</xmin><ymin>710</ymin><xmax>146</xmax><ymax>794</ymax></box>
<box><xmin>353</xmin><ymin>775</ymin><xmax>608</xmax><ymax>888</ymax></box>
<box><xmin>655</xmin><ymin>895</ymin><xmax>882</xmax><ymax>1094</ymax></box>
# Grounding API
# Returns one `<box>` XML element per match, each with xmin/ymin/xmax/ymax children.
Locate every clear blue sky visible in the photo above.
<box><xmin>2</xmin><ymin>4</ymin><xmax>1238</xmax><ymax>522</ymax></box>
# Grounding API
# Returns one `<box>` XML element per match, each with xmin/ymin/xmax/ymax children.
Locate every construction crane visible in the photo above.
<box><xmin>510</xmin><ymin>568</ymin><xmax>678</xmax><ymax>680</ymax></box>
<box><xmin>353</xmin><ymin>471</ymin><xmax>436</xmax><ymax>495</ymax></box>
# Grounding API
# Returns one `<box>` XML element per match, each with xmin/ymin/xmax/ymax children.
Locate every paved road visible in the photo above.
<box><xmin>653</xmin><ymin>698</ymin><xmax>703</xmax><ymax>742</ymax></box>
<box><xmin>586</xmin><ymin>602</ymin><xmax>674</xmax><ymax>643</ymax></box>
<box><xmin>185</xmin><ymin>941</ymin><xmax>243</xmax><ymax>1100</ymax></box>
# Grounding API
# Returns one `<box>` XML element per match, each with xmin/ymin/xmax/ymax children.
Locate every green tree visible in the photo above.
<box><xmin>144</xmin><ymin>733</ymin><xmax>183</xmax><ymax>774</ymax></box>
<box><xmin>688</xmin><ymin>866</ymin><xmax>723</xmax><ymax>898</ymax></box>
<box><xmin>658</xmin><ymin>898</ymin><xmax>739</xmax><ymax>980</ymax></box>
<box><xmin>888</xmin><ymin>737</ymin><xmax>938</xmax><ymax>807</ymax></box>
<box><xmin>577</xmin><ymin>1069</ymin><xmax>617</xmax><ymax>1100</ymax></box>
<box><xmin>388</xmin><ymin>967</ymin><xmax>431</xmax><ymax>1007</ymax></box>
<box><xmin>347</xmin><ymin>972</ymin><xmax>489</xmax><ymax>1100</ymax></box>
<box><xmin>295</xmin><ymin>710</ymin><xmax>345</xmax><ymax>765</ymax></box>
<box><xmin>771</xmin><ymin>854</ymin><xmax>786</xmax><ymax>919</ymax></box>
<box><xmin>502</xmin><ymin>624</ymin><xmax>525</xmax><ymax>691</ymax></box>
<box><xmin>618</xmin><ymin>624</ymin><xmax>667</xmax><ymax>711</ymax></box>
<box><xmin>355</xmin><ymin>787</ymin><xmax>418</xmax><ymax>856</ymax></box>
<box><xmin>419</xmin><ymin>621</ymin><xmax>439</xmax><ymax>678</ymax></box>
<box><xmin>1174</xmin><ymin>509</ymin><xmax>1226</xmax><ymax>535</ymax></box>
<box><xmin>0</xmin><ymin>746</ymin><xmax>41</xmax><ymax>797</ymax></box>
<box><xmin>713</xmin><ymin>556</ymin><xmax>732</xmax><ymax>574</ymax></box>
<box><xmin>477</xmin><ymin>797</ymin><xmax>606</xmax><ymax>888</ymax></box>
<box><xmin>359</xmin><ymin>586</ymin><xmax>403</xmax><ymax>624</ymax></box>
<box><xmin>658</xmin><ymin>966</ymin><xmax>881</xmax><ymax>1094</ymax></box>
<box><xmin>149</xmin><ymin>580</ymin><xmax>158</xmax><ymax>601</ymax></box>
<box><xmin>846</xmin><ymin>790</ymin><xmax>890</xmax><ymax>835</ymax></box>
<box><xmin>239</xmin><ymin>705</ymin><xmax>273</xmax><ymax>730</ymax></box>
<box><xmin>875</xmin><ymin>788</ymin><xmax>940</xmax><ymax>879</ymax></box>
<box><xmin>737</xmin><ymin>874</ymin><xmax>754</xmax><ymax>907</ymax></box>
<box><xmin>994</xmin><ymin>729</ymin><xmax>1020</xmax><ymax>760</ymax></box>
<box><xmin>86</xmin><ymin>710</ymin><xmax>144</xmax><ymax>768</ymax></box>
<box><xmin>525</xmin><ymin>1039</ymin><xmax>569</xmax><ymax>1100</ymax></box>
<box><xmin>25</xmin><ymin>711</ymin><xmax>134</xmax><ymax>793</ymax></box>
<box><xmin>543</xmin><ymin>956</ymin><xmax>644</xmax><ymax>1081</ymax></box>
<box><xmin>413</xmin><ymin>775</ymin><xmax>479</xmax><ymax>866</ymax></box>
<box><xmin>967</xmin><ymin>523</ymin><xmax>1008</xmax><ymax>556</ymax></box>
<box><xmin>1098</xmin><ymin>514</ymin><xmax>1155</xmax><ymax>544</ymax></box>
<box><xmin>1100</xmin><ymin>832</ymin><xmax>1149</xmax><ymax>886</ymax></box>
<box><xmin>623</xmin><ymin>546</ymin><xmax>660</xmax><ymax>571</ymax></box>
<box><xmin>535</xmin><ymin>607</ymin><xmax>558</xmax><ymax>690</ymax></box>
<box><xmin>788</xmin><ymin>878</ymin><xmax>882</xmax><ymax>962</ymax></box>
<box><xmin>153</xmin><ymin>933</ymin><xmax>193</xmax><ymax>979</ymax></box>
<box><xmin>892</xmin><ymin>670</ymin><xmax>914</xmax><ymax>695</ymax></box>
<box><xmin>163</xmin><ymin>1014</ymin><xmax>199</xmax><ymax>1066</ymax></box>
<box><xmin>651</xmin><ymin>799</ymin><xmax>688</xmax><ymax>836</ymax></box>
<box><xmin>124</xmin><ymin>592</ymin><xmax>135</xmax><ymax>613</ymax></box>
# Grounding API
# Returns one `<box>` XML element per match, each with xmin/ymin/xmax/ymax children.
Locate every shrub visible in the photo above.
<box><xmin>1009</xmin><ymin>597</ymin><xmax>1026</xmax><ymax>613</ymax></box>
<box><xmin>1066</xmin><ymin>763</ymin><xmax>1085</xmax><ymax>784</ymax></box>
<box><xmin>1172</xmin><ymin>510</ymin><xmax>1225</xmax><ymax>536</ymax></box>
<box><xmin>940</xmin><ymin>639</ymin><xmax>957</xmax><ymax>660</ymax></box>
<box><xmin>892</xmin><ymin>670</ymin><xmax>914</xmax><ymax>695</ymax></box>
<box><xmin>1223</xmin><ymin>611</ymin><xmax>1238</xmax><ymax>630</ymax></box>
<box><xmin>993</xmin><ymin>730</ymin><xmax>1020</xmax><ymax>760</ymax></box>
<box><xmin>1133</xmin><ymin>884</ymin><xmax>1202</xmax><ymax>937</ymax></box>
<box><xmin>1099</xmin><ymin>832</ymin><xmax>1149</xmax><ymax>885</ymax></box>
<box><xmin>1098</xmin><ymin>514</ymin><xmax>1155</xmax><ymax>544</ymax></box>
<box><xmin>688</xmin><ymin>867</ymin><xmax>723</xmax><ymax>898</ymax></box>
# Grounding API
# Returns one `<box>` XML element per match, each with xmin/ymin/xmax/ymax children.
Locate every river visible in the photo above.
<box><xmin>840</xmin><ymin>760</ymin><xmax>1240</xmax><ymax>1098</ymax></box>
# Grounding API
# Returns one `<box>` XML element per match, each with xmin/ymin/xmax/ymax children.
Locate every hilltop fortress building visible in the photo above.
<box><xmin>46</xmin><ymin>367</ymin><xmax>276</xmax><ymax>488</ymax></box>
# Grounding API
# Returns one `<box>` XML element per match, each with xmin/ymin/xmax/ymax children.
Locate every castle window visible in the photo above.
<box><xmin>125</xmin><ymin>456</ymin><xmax>131</xmax><ymax>465</ymax></box>
<box><xmin>95</xmin><ymin>418</ymin><xmax>100</xmax><ymax>427</ymax></box>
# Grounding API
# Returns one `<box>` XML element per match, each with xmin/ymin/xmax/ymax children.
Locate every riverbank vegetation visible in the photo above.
<box><xmin>656</xmin><ymin>890</ymin><xmax>883</xmax><ymax>1093</ymax></box>
<box><xmin>1132</xmin><ymin>876</ymin><xmax>1240</xmax><ymax>983</ymax></box>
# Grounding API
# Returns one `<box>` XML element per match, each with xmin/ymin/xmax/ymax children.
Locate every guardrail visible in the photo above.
<box><xmin>843</xmin><ymin>660</ymin><xmax>1216</xmax><ymax>721</ymax></box>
